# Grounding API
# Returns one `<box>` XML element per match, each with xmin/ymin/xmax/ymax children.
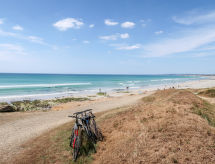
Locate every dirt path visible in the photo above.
<box><xmin>0</xmin><ymin>93</ymin><xmax>152</xmax><ymax>162</ymax></box>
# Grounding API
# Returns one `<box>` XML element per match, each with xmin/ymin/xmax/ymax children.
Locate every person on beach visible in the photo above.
<box><xmin>126</xmin><ymin>86</ymin><xmax>129</xmax><ymax>92</ymax></box>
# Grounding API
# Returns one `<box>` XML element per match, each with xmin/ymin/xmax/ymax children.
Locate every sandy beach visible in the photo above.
<box><xmin>0</xmin><ymin>77</ymin><xmax>215</xmax><ymax>163</ymax></box>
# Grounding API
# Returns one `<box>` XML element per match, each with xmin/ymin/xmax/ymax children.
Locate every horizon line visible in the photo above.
<box><xmin>0</xmin><ymin>72</ymin><xmax>214</xmax><ymax>76</ymax></box>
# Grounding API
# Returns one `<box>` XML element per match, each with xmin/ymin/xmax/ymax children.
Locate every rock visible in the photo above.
<box><xmin>0</xmin><ymin>105</ymin><xmax>15</xmax><ymax>112</ymax></box>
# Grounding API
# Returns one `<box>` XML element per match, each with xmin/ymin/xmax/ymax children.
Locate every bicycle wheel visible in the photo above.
<box><xmin>70</xmin><ymin>127</ymin><xmax>82</xmax><ymax>161</ymax></box>
<box><xmin>70</xmin><ymin>127</ymin><xmax>74</xmax><ymax>143</ymax></box>
<box><xmin>73</xmin><ymin>136</ymin><xmax>81</xmax><ymax>161</ymax></box>
<box><xmin>84</xmin><ymin>124</ymin><xmax>97</xmax><ymax>144</ymax></box>
<box><xmin>96</xmin><ymin>127</ymin><xmax>103</xmax><ymax>141</ymax></box>
<box><xmin>90</xmin><ymin>119</ymin><xmax>103</xmax><ymax>141</ymax></box>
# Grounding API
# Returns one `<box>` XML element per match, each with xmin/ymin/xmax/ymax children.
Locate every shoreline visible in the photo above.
<box><xmin>0</xmin><ymin>75</ymin><xmax>214</xmax><ymax>103</ymax></box>
<box><xmin>1</xmin><ymin>76</ymin><xmax>215</xmax><ymax>113</ymax></box>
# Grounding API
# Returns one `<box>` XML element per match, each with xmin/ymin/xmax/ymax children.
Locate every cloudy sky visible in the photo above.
<box><xmin>0</xmin><ymin>0</ymin><xmax>215</xmax><ymax>74</ymax></box>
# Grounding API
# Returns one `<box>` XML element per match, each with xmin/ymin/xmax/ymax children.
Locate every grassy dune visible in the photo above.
<box><xmin>11</xmin><ymin>89</ymin><xmax>215</xmax><ymax>164</ymax></box>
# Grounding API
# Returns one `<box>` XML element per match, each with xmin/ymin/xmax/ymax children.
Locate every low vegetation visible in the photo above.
<box><xmin>0</xmin><ymin>97</ymin><xmax>90</xmax><ymax>112</ymax></box>
<box><xmin>52</xmin><ymin>97</ymin><xmax>89</xmax><ymax>104</ymax></box>
<box><xmin>116</xmin><ymin>91</ymin><xmax>129</xmax><ymax>93</ymax></box>
<box><xmin>198</xmin><ymin>88</ymin><xmax>215</xmax><ymax>98</ymax></box>
<box><xmin>97</xmin><ymin>92</ymin><xmax>107</xmax><ymax>96</ymax></box>
<box><xmin>142</xmin><ymin>95</ymin><xmax>156</xmax><ymax>102</ymax></box>
<box><xmin>192</xmin><ymin>100</ymin><xmax>215</xmax><ymax>127</ymax></box>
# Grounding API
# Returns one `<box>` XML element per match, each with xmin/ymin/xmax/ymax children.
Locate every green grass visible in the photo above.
<box><xmin>52</xmin><ymin>97</ymin><xmax>89</xmax><ymax>104</ymax></box>
<box><xmin>87</xmin><ymin>95</ymin><xmax>97</xmax><ymax>97</ymax></box>
<box><xmin>142</xmin><ymin>96</ymin><xmax>156</xmax><ymax>103</ymax></box>
<box><xmin>192</xmin><ymin>100</ymin><xmax>215</xmax><ymax>127</ymax></box>
<box><xmin>116</xmin><ymin>91</ymin><xmax>129</xmax><ymax>93</ymax></box>
<box><xmin>0</xmin><ymin>102</ymin><xmax>9</xmax><ymax>106</ymax></box>
<box><xmin>198</xmin><ymin>89</ymin><xmax>215</xmax><ymax>98</ymax></box>
<box><xmin>51</xmin><ymin>125</ymin><xmax>96</xmax><ymax>164</ymax></box>
<box><xmin>97</xmin><ymin>92</ymin><xmax>107</xmax><ymax>96</ymax></box>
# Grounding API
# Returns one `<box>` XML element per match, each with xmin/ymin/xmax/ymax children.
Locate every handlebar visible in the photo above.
<box><xmin>68</xmin><ymin>109</ymin><xmax>94</xmax><ymax>118</ymax></box>
<box><xmin>73</xmin><ymin>111</ymin><xmax>84</xmax><ymax>115</ymax></box>
<box><xmin>83</xmin><ymin>109</ymin><xmax>92</xmax><ymax>112</ymax></box>
<box><xmin>68</xmin><ymin>115</ymin><xmax>76</xmax><ymax>118</ymax></box>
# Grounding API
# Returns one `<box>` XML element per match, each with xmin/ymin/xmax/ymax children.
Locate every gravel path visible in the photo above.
<box><xmin>0</xmin><ymin>94</ymin><xmax>149</xmax><ymax>162</ymax></box>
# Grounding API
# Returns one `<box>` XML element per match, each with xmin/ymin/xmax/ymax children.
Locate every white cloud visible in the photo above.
<box><xmin>0</xmin><ymin>44</ymin><xmax>26</xmax><ymax>55</ymax></box>
<box><xmin>172</xmin><ymin>10</ymin><xmax>215</xmax><ymax>25</ymax></box>
<box><xmin>112</xmin><ymin>44</ymin><xmax>141</xmax><ymax>50</ymax></box>
<box><xmin>0</xmin><ymin>29</ymin><xmax>16</xmax><ymax>37</ymax></box>
<box><xmin>142</xmin><ymin>26</ymin><xmax>215</xmax><ymax>57</ymax></box>
<box><xmin>141</xmin><ymin>23</ymin><xmax>146</xmax><ymax>27</ymax></box>
<box><xmin>100</xmin><ymin>34</ymin><xmax>118</xmax><ymax>40</ymax></box>
<box><xmin>0</xmin><ymin>29</ymin><xmax>55</xmax><ymax>48</ymax></box>
<box><xmin>155</xmin><ymin>30</ymin><xmax>164</xmax><ymax>35</ymax></box>
<box><xmin>83</xmin><ymin>40</ymin><xmax>90</xmax><ymax>44</ymax></box>
<box><xmin>89</xmin><ymin>24</ymin><xmax>95</xmax><ymax>28</ymax></box>
<box><xmin>0</xmin><ymin>44</ymin><xmax>27</xmax><ymax>61</ymax></box>
<box><xmin>53</xmin><ymin>18</ymin><xmax>84</xmax><ymax>31</ymax></box>
<box><xmin>100</xmin><ymin>33</ymin><xmax>130</xmax><ymax>40</ymax></box>
<box><xmin>140</xmin><ymin>20</ymin><xmax>146</xmax><ymax>27</ymax></box>
<box><xmin>121</xmin><ymin>21</ymin><xmax>135</xmax><ymax>28</ymax></box>
<box><xmin>198</xmin><ymin>45</ymin><xmax>215</xmax><ymax>51</ymax></box>
<box><xmin>0</xmin><ymin>18</ymin><xmax>4</xmax><ymax>24</ymax></box>
<box><xmin>12</xmin><ymin>25</ymin><xmax>23</xmax><ymax>31</ymax></box>
<box><xmin>140</xmin><ymin>19</ymin><xmax>151</xmax><ymax>27</ymax></box>
<box><xmin>28</xmin><ymin>36</ymin><xmax>45</xmax><ymax>44</ymax></box>
<box><xmin>104</xmin><ymin>19</ymin><xmax>118</xmax><ymax>26</ymax></box>
<box><xmin>0</xmin><ymin>44</ymin><xmax>23</xmax><ymax>51</ymax></box>
<box><xmin>120</xmin><ymin>33</ymin><xmax>129</xmax><ymax>39</ymax></box>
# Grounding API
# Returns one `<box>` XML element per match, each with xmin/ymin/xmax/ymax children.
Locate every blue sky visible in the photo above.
<box><xmin>0</xmin><ymin>0</ymin><xmax>215</xmax><ymax>74</ymax></box>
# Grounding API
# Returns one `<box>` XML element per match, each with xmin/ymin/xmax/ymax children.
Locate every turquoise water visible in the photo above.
<box><xmin>0</xmin><ymin>73</ymin><xmax>203</xmax><ymax>102</ymax></box>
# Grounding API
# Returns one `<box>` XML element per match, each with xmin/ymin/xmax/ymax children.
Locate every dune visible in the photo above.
<box><xmin>93</xmin><ymin>89</ymin><xmax>215</xmax><ymax>163</ymax></box>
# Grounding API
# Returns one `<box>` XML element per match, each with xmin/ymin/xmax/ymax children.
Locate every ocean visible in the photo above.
<box><xmin>0</xmin><ymin>73</ymin><xmax>204</xmax><ymax>102</ymax></box>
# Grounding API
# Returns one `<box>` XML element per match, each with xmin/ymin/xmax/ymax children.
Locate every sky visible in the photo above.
<box><xmin>0</xmin><ymin>0</ymin><xmax>215</xmax><ymax>74</ymax></box>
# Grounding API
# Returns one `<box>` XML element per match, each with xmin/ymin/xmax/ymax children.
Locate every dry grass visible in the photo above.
<box><xmin>11</xmin><ymin>89</ymin><xmax>215</xmax><ymax>164</ymax></box>
<box><xmin>93</xmin><ymin>89</ymin><xmax>215</xmax><ymax>164</ymax></box>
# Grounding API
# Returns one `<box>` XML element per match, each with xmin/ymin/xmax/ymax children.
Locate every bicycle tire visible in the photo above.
<box><xmin>73</xmin><ymin>136</ymin><xmax>80</xmax><ymax>161</ymax></box>
<box><xmin>70</xmin><ymin>127</ymin><xmax>82</xmax><ymax>161</ymax></box>
<box><xmin>90</xmin><ymin>119</ymin><xmax>103</xmax><ymax>141</ymax></box>
<box><xmin>84</xmin><ymin>124</ymin><xmax>97</xmax><ymax>143</ymax></box>
<box><xmin>70</xmin><ymin>128</ymin><xmax>74</xmax><ymax>147</ymax></box>
<box><xmin>96</xmin><ymin>127</ymin><xmax>104</xmax><ymax>141</ymax></box>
